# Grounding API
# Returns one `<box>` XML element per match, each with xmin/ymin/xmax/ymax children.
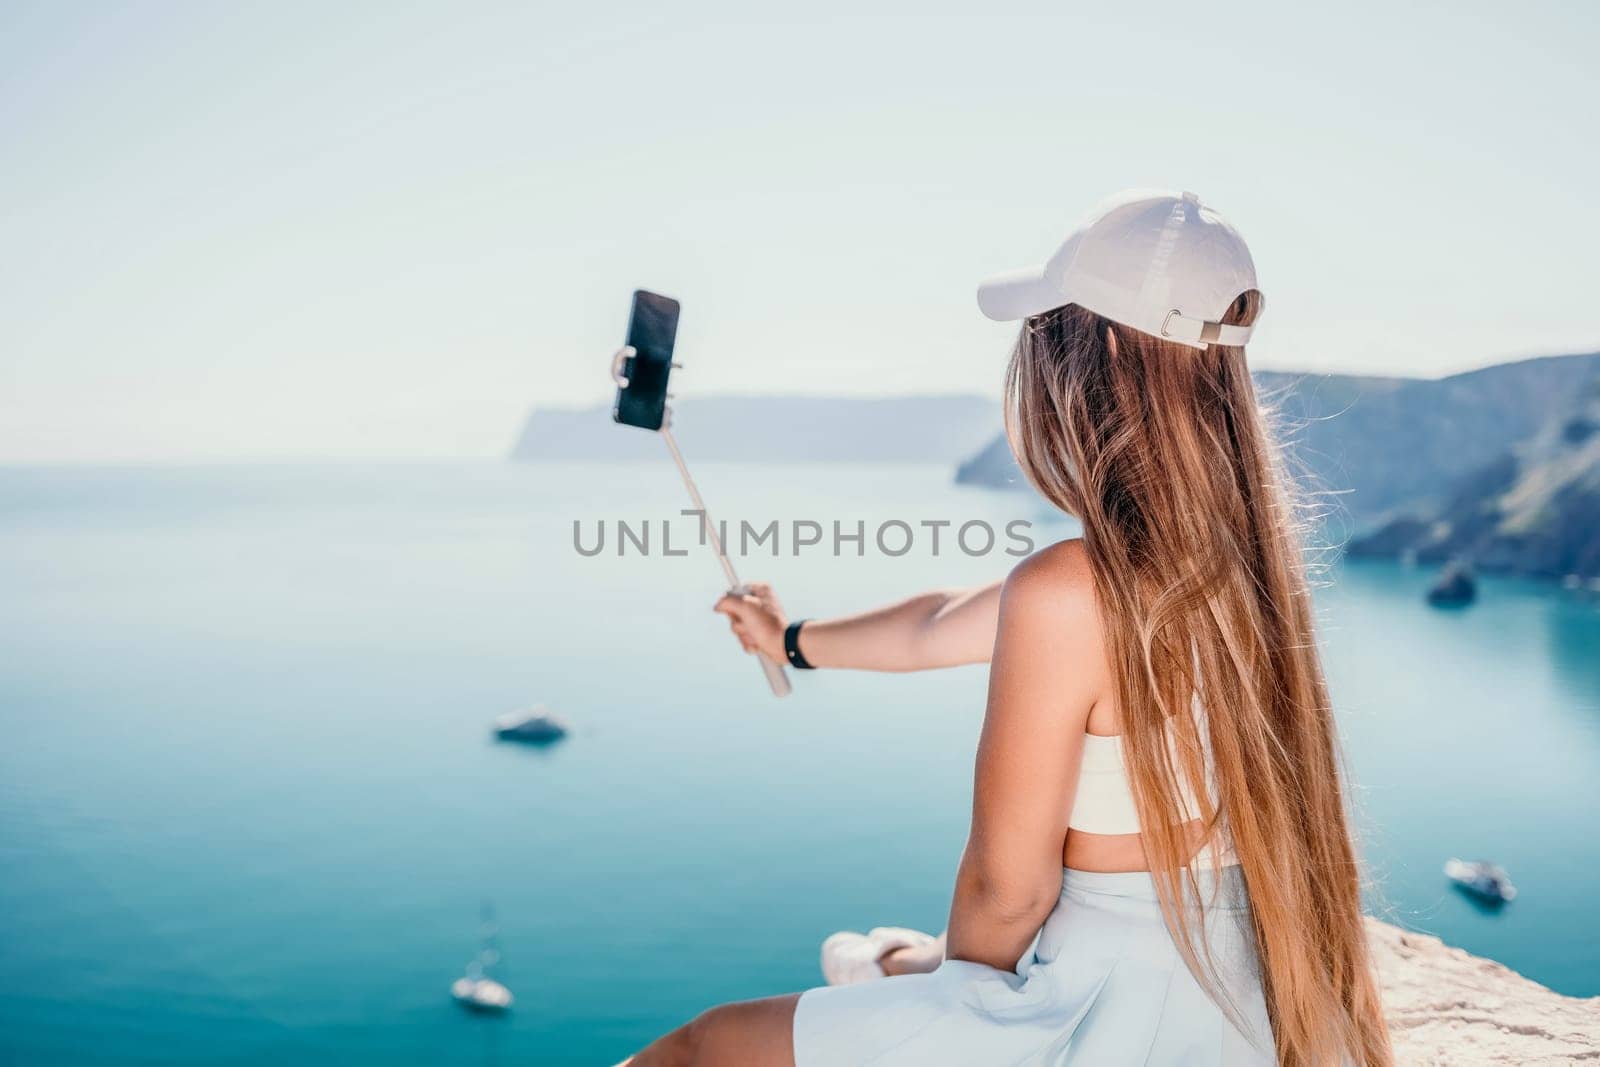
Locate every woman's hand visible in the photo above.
<box><xmin>713</xmin><ymin>582</ymin><xmax>788</xmax><ymax>663</ymax></box>
<box><xmin>880</xmin><ymin>933</ymin><xmax>947</xmax><ymax>977</ymax></box>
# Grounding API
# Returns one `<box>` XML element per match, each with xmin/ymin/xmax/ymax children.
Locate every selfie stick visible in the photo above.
<box><xmin>612</xmin><ymin>349</ymin><xmax>792</xmax><ymax>698</ymax></box>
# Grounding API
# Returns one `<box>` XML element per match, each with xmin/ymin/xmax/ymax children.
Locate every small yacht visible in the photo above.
<box><xmin>494</xmin><ymin>704</ymin><xmax>568</xmax><ymax>745</ymax></box>
<box><xmin>452</xmin><ymin>903</ymin><xmax>514</xmax><ymax>1013</ymax></box>
<box><xmin>452</xmin><ymin>969</ymin><xmax>513</xmax><ymax>1013</ymax></box>
<box><xmin>1444</xmin><ymin>858</ymin><xmax>1517</xmax><ymax>903</ymax></box>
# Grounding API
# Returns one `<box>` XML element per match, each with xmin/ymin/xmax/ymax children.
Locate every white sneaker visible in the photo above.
<box><xmin>819</xmin><ymin>926</ymin><xmax>936</xmax><ymax>986</ymax></box>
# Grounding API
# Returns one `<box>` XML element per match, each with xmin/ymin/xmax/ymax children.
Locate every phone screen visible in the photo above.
<box><xmin>613</xmin><ymin>290</ymin><xmax>679</xmax><ymax>431</ymax></box>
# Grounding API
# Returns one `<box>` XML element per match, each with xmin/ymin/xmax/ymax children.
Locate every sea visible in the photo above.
<box><xmin>1</xmin><ymin>461</ymin><xmax>1596</xmax><ymax>1065</ymax></box>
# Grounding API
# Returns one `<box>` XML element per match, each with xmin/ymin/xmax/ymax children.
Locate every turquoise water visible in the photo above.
<box><xmin>1</xmin><ymin>462</ymin><xmax>1596</xmax><ymax>1065</ymax></box>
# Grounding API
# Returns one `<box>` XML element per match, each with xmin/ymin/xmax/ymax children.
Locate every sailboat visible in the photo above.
<box><xmin>452</xmin><ymin>901</ymin><xmax>514</xmax><ymax>1013</ymax></box>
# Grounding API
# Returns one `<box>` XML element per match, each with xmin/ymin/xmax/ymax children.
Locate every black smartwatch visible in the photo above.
<box><xmin>784</xmin><ymin>620</ymin><xmax>815</xmax><ymax>670</ymax></box>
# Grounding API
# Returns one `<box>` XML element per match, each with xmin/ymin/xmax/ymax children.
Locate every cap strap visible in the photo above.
<box><xmin>1160</xmin><ymin>310</ymin><xmax>1253</xmax><ymax>347</ymax></box>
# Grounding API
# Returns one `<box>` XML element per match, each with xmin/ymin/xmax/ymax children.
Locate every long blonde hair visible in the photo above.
<box><xmin>1004</xmin><ymin>295</ymin><xmax>1390</xmax><ymax>1066</ymax></box>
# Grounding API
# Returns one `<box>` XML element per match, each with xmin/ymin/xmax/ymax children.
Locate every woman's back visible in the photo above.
<box><xmin>1020</xmin><ymin>539</ymin><xmax>1231</xmax><ymax>875</ymax></box>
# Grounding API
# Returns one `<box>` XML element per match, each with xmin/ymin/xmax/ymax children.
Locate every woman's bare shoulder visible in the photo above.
<box><xmin>1000</xmin><ymin>539</ymin><xmax>1101</xmax><ymax>636</ymax></box>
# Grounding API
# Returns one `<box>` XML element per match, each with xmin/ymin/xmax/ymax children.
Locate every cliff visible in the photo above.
<box><xmin>1348</xmin><ymin>378</ymin><xmax>1600</xmax><ymax>581</ymax></box>
<box><xmin>1370</xmin><ymin>918</ymin><xmax>1600</xmax><ymax>1063</ymax></box>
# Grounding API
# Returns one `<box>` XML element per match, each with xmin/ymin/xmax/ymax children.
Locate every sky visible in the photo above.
<box><xmin>1</xmin><ymin>1</ymin><xmax>1597</xmax><ymax>462</ymax></box>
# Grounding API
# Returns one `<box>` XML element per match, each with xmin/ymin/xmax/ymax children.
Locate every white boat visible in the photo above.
<box><xmin>1444</xmin><ymin>858</ymin><xmax>1517</xmax><ymax>903</ymax></box>
<box><xmin>451</xmin><ymin>973</ymin><xmax>514</xmax><ymax>1012</ymax></box>
<box><xmin>452</xmin><ymin>903</ymin><xmax>514</xmax><ymax>1013</ymax></box>
<box><xmin>494</xmin><ymin>705</ymin><xmax>568</xmax><ymax>744</ymax></box>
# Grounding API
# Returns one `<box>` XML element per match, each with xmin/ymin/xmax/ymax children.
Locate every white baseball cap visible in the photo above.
<box><xmin>976</xmin><ymin>189</ymin><xmax>1261</xmax><ymax>349</ymax></box>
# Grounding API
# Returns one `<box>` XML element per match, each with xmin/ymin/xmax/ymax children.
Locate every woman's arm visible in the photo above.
<box><xmin>944</xmin><ymin>545</ymin><xmax>1099</xmax><ymax>972</ymax></box>
<box><xmin>712</xmin><ymin>580</ymin><xmax>1001</xmax><ymax>672</ymax></box>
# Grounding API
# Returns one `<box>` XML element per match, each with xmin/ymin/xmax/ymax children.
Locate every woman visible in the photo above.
<box><xmin>624</xmin><ymin>190</ymin><xmax>1391</xmax><ymax>1066</ymax></box>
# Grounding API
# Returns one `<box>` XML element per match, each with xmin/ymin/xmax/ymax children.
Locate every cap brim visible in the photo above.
<box><xmin>975</xmin><ymin>265</ymin><xmax>1062</xmax><ymax>322</ymax></box>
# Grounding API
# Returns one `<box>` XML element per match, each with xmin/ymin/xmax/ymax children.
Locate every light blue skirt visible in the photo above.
<box><xmin>793</xmin><ymin>866</ymin><xmax>1274</xmax><ymax>1065</ymax></box>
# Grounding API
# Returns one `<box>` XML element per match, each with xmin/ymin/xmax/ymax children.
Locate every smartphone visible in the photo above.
<box><xmin>612</xmin><ymin>290</ymin><xmax>679</xmax><ymax>431</ymax></box>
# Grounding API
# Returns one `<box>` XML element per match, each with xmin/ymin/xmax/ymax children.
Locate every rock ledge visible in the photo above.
<box><xmin>1369</xmin><ymin>918</ymin><xmax>1600</xmax><ymax>1064</ymax></box>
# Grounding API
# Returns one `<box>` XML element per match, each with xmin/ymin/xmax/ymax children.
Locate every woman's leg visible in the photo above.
<box><xmin>622</xmin><ymin>993</ymin><xmax>800</xmax><ymax>1067</ymax></box>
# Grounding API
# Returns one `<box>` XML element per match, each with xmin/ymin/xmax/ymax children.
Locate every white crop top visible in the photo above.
<box><xmin>1068</xmin><ymin>730</ymin><xmax>1220</xmax><ymax>839</ymax></box>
